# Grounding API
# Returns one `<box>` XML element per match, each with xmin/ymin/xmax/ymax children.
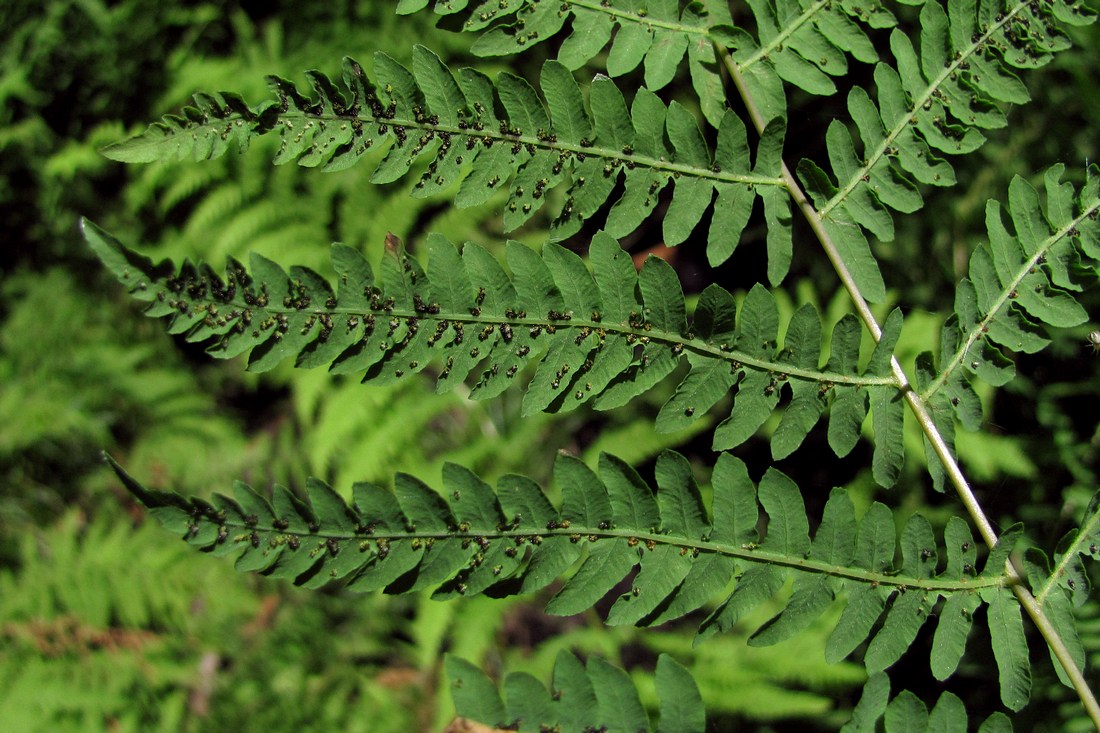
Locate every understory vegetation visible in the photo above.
<box><xmin>5</xmin><ymin>0</ymin><xmax>1100</xmax><ymax>730</ymax></box>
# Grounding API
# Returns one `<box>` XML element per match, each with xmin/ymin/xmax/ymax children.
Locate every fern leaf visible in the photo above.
<box><xmin>445</xmin><ymin>656</ymin><xmax>508</xmax><ymax>727</ymax></box>
<box><xmin>920</xmin><ymin>164</ymin><xmax>1100</xmax><ymax>476</ymax></box>
<box><xmin>84</xmin><ymin>223</ymin><xmax>910</xmax><ymax>472</ymax></box>
<box><xmin>445</xmin><ymin>649</ymin><xmax>704</xmax><ymax>733</ymax></box>
<box><xmin>800</xmin><ymin>0</ymin><xmax>1092</xmax><ymax>291</ymax></box>
<box><xmin>101</xmin><ymin>53</ymin><xmax>787</xmax><ymax>268</ymax></box>
<box><xmin>982</xmin><ymin>586</ymin><xmax>1032</xmax><ymax>711</ymax></box>
<box><xmin>841</xmin><ymin>674</ymin><xmax>1013</xmax><ymax>733</ymax></box>
<box><xmin>403</xmin><ymin>0</ymin><xmax>894</xmax><ymax>126</ymax></box>
<box><xmin>1024</xmin><ymin>490</ymin><xmax>1100</xmax><ymax>687</ymax></box>
<box><xmin>105</xmin><ymin>447</ymin><xmax>1026</xmax><ymax>699</ymax></box>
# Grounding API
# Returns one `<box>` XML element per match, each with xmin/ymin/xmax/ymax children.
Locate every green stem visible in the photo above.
<box><xmin>719</xmin><ymin>43</ymin><xmax>1100</xmax><ymax>732</ymax></box>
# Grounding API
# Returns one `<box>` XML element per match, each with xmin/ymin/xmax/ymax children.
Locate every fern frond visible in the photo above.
<box><xmin>1019</xmin><ymin>490</ymin><xmax>1100</xmax><ymax>691</ymax></box>
<box><xmin>401</xmin><ymin>0</ymin><xmax>733</xmax><ymax>127</ymax></box>
<box><xmin>714</xmin><ymin>0</ymin><xmax>896</xmax><ymax>125</ymax></box>
<box><xmin>916</xmin><ymin>164</ymin><xmax>1100</xmax><ymax>489</ymax></box>
<box><xmin>445</xmin><ymin>650</ymin><xmax>704</xmax><ymax>733</ymax></box>
<box><xmin>842</xmin><ymin>673</ymin><xmax>1013</xmax><ymax>732</ymax></box>
<box><xmin>400</xmin><ymin>0</ymin><xmax>895</xmax><ymax>126</ymax></box>
<box><xmin>105</xmin><ymin>448</ymin><xmax>1034</xmax><ymax>708</ymax></box>
<box><xmin>796</xmin><ymin>0</ymin><xmax>1095</xmax><ymax>300</ymax></box>
<box><xmin>84</xmin><ymin>221</ymin><xmax>914</xmax><ymax>478</ymax></box>
<box><xmin>101</xmin><ymin>52</ymin><xmax>788</xmax><ymax>270</ymax></box>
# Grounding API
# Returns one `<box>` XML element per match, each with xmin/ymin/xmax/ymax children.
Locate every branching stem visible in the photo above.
<box><xmin>720</xmin><ymin>43</ymin><xmax>1100</xmax><ymax>731</ymax></box>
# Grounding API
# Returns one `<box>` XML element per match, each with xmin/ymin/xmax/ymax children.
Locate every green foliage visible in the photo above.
<box><xmin>446</xmin><ymin>650</ymin><xmax>706</xmax><ymax>732</ymax></box>
<box><xmin>0</xmin><ymin>507</ymin><xmax>457</xmax><ymax>733</ymax></box>
<box><xmin>85</xmin><ymin>221</ymin><xmax>909</xmax><ymax>478</ymax></box>
<box><xmin>839</xmin><ymin>673</ymin><xmax>1013</xmax><ymax>732</ymax></box>
<box><xmin>796</xmin><ymin>0</ymin><xmax>1095</xmax><ymax>299</ymax></box>
<box><xmin>21</xmin><ymin>0</ymin><xmax>1100</xmax><ymax>729</ymax></box>
<box><xmin>101</xmin><ymin>51</ymin><xmax>790</xmax><ymax>272</ymax></box>
<box><xmin>103</xmin><ymin>445</ymin><xmax>1058</xmax><ymax>712</ymax></box>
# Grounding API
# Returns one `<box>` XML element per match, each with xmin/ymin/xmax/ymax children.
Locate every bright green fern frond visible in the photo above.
<box><xmin>106</xmin><ymin>449</ymin><xmax>1033</xmax><ymax>707</ymax></box>
<box><xmin>915</xmin><ymin>164</ymin><xmax>1100</xmax><ymax>489</ymax></box>
<box><xmin>796</xmin><ymin>0</ymin><xmax>1094</xmax><ymax>301</ymax></box>
<box><xmin>101</xmin><ymin>52</ymin><xmax>788</xmax><ymax>269</ymax></box>
<box><xmin>84</xmin><ymin>221</ymin><xmax>913</xmax><ymax>480</ymax></box>
<box><xmin>445</xmin><ymin>650</ymin><xmax>705</xmax><ymax>733</ymax></box>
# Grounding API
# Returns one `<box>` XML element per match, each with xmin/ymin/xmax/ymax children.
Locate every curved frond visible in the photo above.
<box><xmin>446</xmin><ymin>650</ymin><xmax>705</xmax><ymax>733</ymax></box>
<box><xmin>796</xmin><ymin>0</ymin><xmax>1094</xmax><ymax>299</ymax></box>
<box><xmin>100</xmin><ymin>52</ymin><xmax>787</xmax><ymax>269</ymax></box>
<box><xmin>918</xmin><ymin>164</ymin><xmax>1100</xmax><ymax>489</ymax></box>
<box><xmin>84</xmin><ymin>221</ymin><xmax>914</xmax><ymax>479</ymax></box>
<box><xmin>106</xmin><ymin>448</ymin><xmax>1030</xmax><ymax>707</ymax></box>
<box><xmin>400</xmin><ymin>0</ymin><xmax>896</xmax><ymax>126</ymax></box>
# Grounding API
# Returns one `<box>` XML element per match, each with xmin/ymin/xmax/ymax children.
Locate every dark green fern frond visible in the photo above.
<box><xmin>399</xmin><ymin>0</ymin><xmax>735</xmax><ymax>126</ymax></box>
<box><xmin>796</xmin><ymin>0</ymin><xmax>1094</xmax><ymax>302</ymax></box>
<box><xmin>917</xmin><ymin>164</ymin><xmax>1100</xmax><ymax>489</ymax></box>
<box><xmin>101</xmin><ymin>52</ymin><xmax>788</xmax><ymax>270</ymax></box>
<box><xmin>83</xmin><ymin>221</ymin><xmax>913</xmax><ymax>481</ymax></box>
<box><xmin>715</xmin><ymin>0</ymin><xmax>896</xmax><ymax>125</ymax></box>
<box><xmin>843</xmin><ymin>673</ymin><xmax>1013</xmax><ymax>732</ymax></box>
<box><xmin>1021</xmin><ymin>490</ymin><xmax>1100</xmax><ymax>689</ymax></box>
<box><xmin>105</xmin><ymin>449</ymin><xmax>1034</xmax><ymax>708</ymax></box>
<box><xmin>400</xmin><ymin>0</ymin><xmax>896</xmax><ymax>126</ymax></box>
<box><xmin>445</xmin><ymin>650</ymin><xmax>704</xmax><ymax>733</ymax></box>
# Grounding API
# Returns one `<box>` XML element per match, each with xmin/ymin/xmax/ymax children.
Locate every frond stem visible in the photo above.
<box><xmin>720</xmin><ymin>42</ymin><xmax>1100</xmax><ymax>730</ymax></box>
<box><xmin>218</xmin><ymin>110</ymin><xmax>785</xmax><ymax>188</ymax></box>
<box><xmin>202</xmin><ymin>299</ymin><xmax>896</xmax><ymax>387</ymax></box>
<box><xmin>567</xmin><ymin>0</ymin><xmax>710</xmax><ymax>36</ymax></box>
<box><xmin>212</xmin><ymin>520</ymin><xmax>1002</xmax><ymax>592</ymax></box>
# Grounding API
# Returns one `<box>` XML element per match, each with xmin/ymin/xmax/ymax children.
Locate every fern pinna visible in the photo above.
<box><xmin>82</xmin><ymin>221</ymin><xmax>903</xmax><ymax>477</ymax></box>
<box><xmin>104</xmin><ymin>445</ymin><xmax>1049</xmax><ymax>722</ymax></box>
<box><xmin>101</xmin><ymin>49</ymin><xmax>791</xmax><ymax>279</ymax></box>
<box><xmin>84</xmin><ymin>0</ymin><xmax>1100</xmax><ymax>728</ymax></box>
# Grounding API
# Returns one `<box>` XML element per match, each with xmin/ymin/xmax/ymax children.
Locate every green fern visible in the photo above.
<box><xmin>795</xmin><ymin>0</ymin><xmax>1096</xmax><ymax>302</ymax></box>
<box><xmin>79</xmin><ymin>0</ymin><xmax>1100</xmax><ymax>728</ymax></box>
<box><xmin>99</xmin><ymin>50</ymin><xmax>790</xmax><ymax>274</ymax></box>
<box><xmin>82</xmin><ymin>220</ymin><xmax>913</xmax><ymax>481</ymax></box>
<box><xmin>398</xmin><ymin>0</ymin><xmax>894</xmax><ymax>125</ymax></box>
<box><xmin>446</xmin><ymin>649</ymin><xmax>705</xmax><ymax>732</ymax></box>
<box><xmin>103</xmin><ymin>444</ymin><xmax>1100</xmax><ymax>713</ymax></box>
